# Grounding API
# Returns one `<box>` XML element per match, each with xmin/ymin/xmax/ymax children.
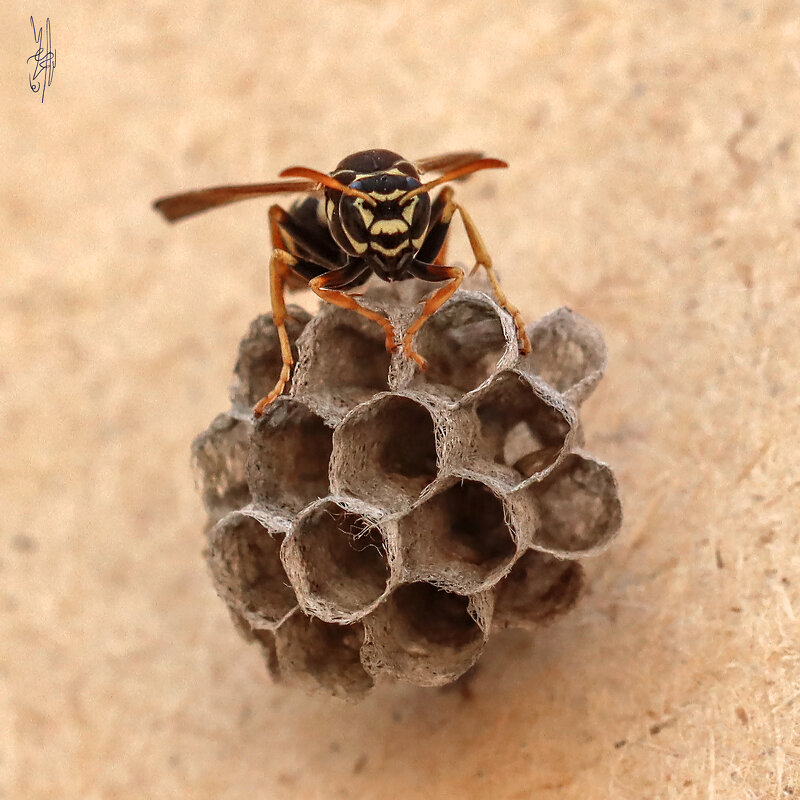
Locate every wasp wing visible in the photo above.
<box><xmin>414</xmin><ymin>151</ymin><xmax>486</xmax><ymax>174</ymax></box>
<box><xmin>153</xmin><ymin>180</ymin><xmax>319</xmax><ymax>222</ymax></box>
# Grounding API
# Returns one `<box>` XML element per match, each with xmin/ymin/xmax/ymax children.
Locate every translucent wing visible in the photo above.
<box><xmin>153</xmin><ymin>180</ymin><xmax>319</xmax><ymax>222</ymax></box>
<box><xmin>414</xmin><ymin>151</ymin><xmax>486</xmax><ymax>174</ymax></box>
<box><xmin>403</xmin><ymin>158</ymin><xmax>508</xmax><ymax>201</ymax></box>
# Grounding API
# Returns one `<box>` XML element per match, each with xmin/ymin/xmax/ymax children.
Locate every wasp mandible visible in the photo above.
<box><xmin>154</xmin><ymin>149</ymin><xmax>531</xmax><ymax>416</ymax></box>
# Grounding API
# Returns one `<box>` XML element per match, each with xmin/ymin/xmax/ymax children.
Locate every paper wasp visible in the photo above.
<box><xmin>153</xmin><ymin>149</ymin><xmax>530</xmax><ymax>416</ymax></box>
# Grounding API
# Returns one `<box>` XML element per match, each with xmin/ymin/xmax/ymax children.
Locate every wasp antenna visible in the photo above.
<box><xmin>402</xmin><ymin>158</ymin><xmax>508</xmax><ymax>202</ymax></box>
<box><xmin>280</xmin><ymin>166</ymin><xmax>377</xmax><ymax>205</ymax></box>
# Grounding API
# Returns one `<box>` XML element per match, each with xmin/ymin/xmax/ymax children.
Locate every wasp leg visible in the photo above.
<box><xmin>309</xmin><ymin>264</ymin><xmax>398</xmax><ymax>353</ymax></box>
<box><xmin>252</xmin><ymin>247</ymin><xmax>305</xmax><ymax>417</ymax></box>
<box><xmin>252</xmin><ymin>205</ymin><xmax>338</xmax><ymax>417</ymax></box>
<box><xmin>267</xmin><ymin>204</ymin><xmax>303</xmax><ymax>299</ymax></box>
<box><xmin>273</xmin><ymin>198</ymin><xmax>343</xmax><ymax>274</ymax></box>
<box><xmin>433</xmin><ymin>235</ymin><xmax>449</xmax><ymax>266</ymax></box>
<box><xmin>456</xmin><ymin>203</ymin><xmax>530</xmax><ymax>353</ymax></box>
<box><xmin>417</xmin><ymin>189</ymin><xmax>530</xmax><ymax>354</ymax></box>
<box><xmin>402</xmin><ymin>262</ymin><xmax>465</xmax><ymax>370</ymax></box>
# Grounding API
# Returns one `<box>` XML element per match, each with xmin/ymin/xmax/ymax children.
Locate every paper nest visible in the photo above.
<box><xmin>192</xmin><ymin>281</ymin><xmax>622</xmax><ymax>700</ymax></box>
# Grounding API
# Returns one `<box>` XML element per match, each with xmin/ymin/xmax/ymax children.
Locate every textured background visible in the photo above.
<box><xmin>2</xmin><ymin>2</ymin><xmax>799</xmax><ymax>798</ymax></box>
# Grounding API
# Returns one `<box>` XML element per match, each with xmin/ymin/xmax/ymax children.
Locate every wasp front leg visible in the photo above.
<box><xmin>253</xmin><ymin>205</ymin><xmax>331</xmax><ymax>417</ymax></box>
<box><xmin>418</xmin><ymin>187</ymin><xmax>531</xmax><ymax>354</ymax></box>
<box><xmin>308</xmin><ymin>263</ymin><xmax>398</xmax><ymax>353</ymax></box>
<box><xmin>253</xmin><ymin>248</ymin><xmax>305</xmax><ymax>417</ymax></box>
<box><xmin>403</xmin><ymin>261</ymin><xmax>464</xmax><ymax>369</ymax></box>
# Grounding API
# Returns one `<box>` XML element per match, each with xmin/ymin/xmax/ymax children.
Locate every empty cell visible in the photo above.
<box><xmin>292</xmin><ymin>307</ymin><xmax>391</xmax><ymax>419</ymax></box>
<box><xmin>207</xmin><ymin>513</ymin><xmax>297</xmax><ymax>628</ymax></box>
<box><xmin>494</xmin><ymin>550</ymin><xmax>585</xmax><ymax>629</ymax></box>
<box><xmin>472</xmin><ymin>371</ymin><xmax>574</xmax><ymax>480</ymax></box>
<box><xmin>247</xmin><ymin>398</ymin><xmax>333</xmax><ymax>514</ymax></box>
<box><xmin>362</xmin><ymin>582</ymin><xmax>488</xmax><ymax>686</ymax></box>
<box><xmin>284</xmin><ymin>500</ymin><xmax>392</xmax><ymax>621</ymax></box>
<box><xmin>399</xmin><ymin>479</ymin><xmax>517</xmax><ymax>592</ymax></box>
<box><xmin>393</xmin><ymin>583</ymin><xmax>482</xmax><ymax>649</ymax></box>
<box><xmin>332</xmin><ymin>394</ymin><xmax>439</xmax><ymax>511</ymax></box>
<box><xmin>308</xmin><ymin>325</ymin><xmax>391</xmax><ymax>396</ymax></box>
<box><xmin>275</xmin><ymin>614</ymin><xmax>373</xmax><ymax>700</ymax></box>
<box><xmin>512</xmin><ymin>446</ymin><xmax>568</xmax><ymax>479</ymax></box>
<box><xmin>520</xmin><ymin>308</ymin><xmax>606</xmax><ymax>404</ymax></box>
<box><xmin>191</xmin><ymin>413</ymin><xmax>252</xmax><ymax>522</ymax></box>
<box><xmin>523</xmin><ymin>452</ymin><xmax>622</xmax><ymax>554</ymax></box>
<box><xmin>229</xmin><ymin>307</ymin><xmax>312</xmax><ymax>409</ymax></box>
<box><xmin>410</xmin><ymin>294</ymin><xmax>513</xmax><ymax>396</ymax></box>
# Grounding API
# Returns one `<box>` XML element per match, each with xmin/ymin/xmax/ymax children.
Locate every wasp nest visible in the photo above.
<box><xmin>193</xmin><ymin>283</ymin><xmax>621</xmax><ymax>699</ymax></box>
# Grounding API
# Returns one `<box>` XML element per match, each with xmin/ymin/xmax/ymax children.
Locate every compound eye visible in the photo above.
<box><xmin>408</xmin><ymin>192</ymin><xmax>431</xmax><ymax>244</ymax></box>
<box><xmin>338</xmin><ymin>194</ymin><xmax>371</xmax><ymax>253</ymax></box>
<box><xmin>334</xmin><ymin>170</ymin><xmax>357</xmax><ymax>185</ymax></box>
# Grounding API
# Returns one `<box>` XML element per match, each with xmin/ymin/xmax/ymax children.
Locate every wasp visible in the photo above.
<box><xmin>154</xmin><ymin>149</ymin><xmax>531</xmax><ymax>416</ymax></box>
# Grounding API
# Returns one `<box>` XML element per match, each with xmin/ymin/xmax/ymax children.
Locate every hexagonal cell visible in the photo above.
<box><xmin>361</xmin><ymin>582</ymin><xmax>492</xmax><ymax>686</ymax></box>
<box><xmin>407</xmin><ymin>292</ymin><xmax>518</xmax><ymax>397</ymax></box>
<box><xmin>207</xmin><ymin>511</ymin><xmax>297</xmax><ymax>630</ymax></box>
<box><xmin>274</xmin><ymin>614</ymin><xmax>373</xmax><ymax>700</ymax></box>
<box><xmin>191</xmin><ymin>413</ymin><xmax>252</xmax><ymax>523</ymax></box>
<box><xmin>459</xmin><ymin>370</ymin><xmax>577</xmax><ymax>489</ymax></box>
<box><xmin>518</xmin><ymin>451</ymin><xmax>622</xmax><ymax>555</ymax></box>
<box><xmin>398</xmin><ymin>478</ymin><xmax>520</xmax><ymax>593</ymax></box>
<box><xmin>519</xmin><ymin>307</ymin><xmax>607</xmax><ymax>406</ymax></box>
<box><xmin>247</xmin><ymin>397</ymin><xmax>333</xmax><ymax>515</ymax></box>
<box><xmin>282</xmin><ymin>499</ymin><xmax>396</xmax><ymax>623</ymax></box>
<box><xmin>331</xmin><ymin>393</ymin><xmax>440</xmax><ymax>512</ymax></box>
<box><xmin>229</xmin><ymin>307</ymin><xmax>312</xmax><ymax>410</ymax></box>
<box><xmin>493</xmin><ymin>550</ymin><xmax>585</xmax><ymax>630</ymax></box>
<box><xmin>292</xmin><ymin>305</ymin><xmax>392</xmax><ymax>423</ymax></box>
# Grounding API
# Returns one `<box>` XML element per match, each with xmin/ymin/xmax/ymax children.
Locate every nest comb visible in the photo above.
<box><xmin>192</xmin><ymin>282</ymin><xmax>622</xmax><ymax>700</ymax></box>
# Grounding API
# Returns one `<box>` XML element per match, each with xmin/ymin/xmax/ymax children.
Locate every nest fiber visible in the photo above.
<box><xmin>193</xmin><ymin>285</ymin><xmax>621</xmax><ymax>699</ymax></box>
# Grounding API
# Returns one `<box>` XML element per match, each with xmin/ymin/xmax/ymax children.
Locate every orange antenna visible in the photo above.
<box><xmin>401</xmin><ymin>158</ymin><xmax>508</xmax><ymax>203</ymax></box>
<box><xmin>280</xmin><ymin>166</ymin><xmax>377</xmax><ymax>205</ymax></box>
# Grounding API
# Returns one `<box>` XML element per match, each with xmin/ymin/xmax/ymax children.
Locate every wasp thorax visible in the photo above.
<box><xmin>331</xmin><ymin>172</ymin><xmax>431</xmax><ymax>266</ymax></box>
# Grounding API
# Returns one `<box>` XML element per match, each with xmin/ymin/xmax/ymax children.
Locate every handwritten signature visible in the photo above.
<box><xmin>28</xmin><ymin>16</ymin><xmax>56</xmax><ymax>103</ymax></box>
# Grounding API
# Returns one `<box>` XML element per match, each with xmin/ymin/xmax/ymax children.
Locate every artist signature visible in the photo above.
<box><xmin>28</xmin><ymin>16</ymin><xmax>56</xmax><ymax>103</ymax></box>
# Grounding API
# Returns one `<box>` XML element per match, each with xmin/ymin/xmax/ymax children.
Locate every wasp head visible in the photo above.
<box><xmin>339</xmin><ymin>173</ymin><xmax>430</xmax><ymax>268</ymax></box>
<box><xmin>319</xmin><ymin>151</ymin><xmax>431</xmax><ymax>277</ymax></box>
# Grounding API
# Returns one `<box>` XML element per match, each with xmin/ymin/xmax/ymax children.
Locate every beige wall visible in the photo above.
<box><xmin>2</xmin><ymin>2</ymin><xmax>798</xmax><ymax>797</ymax></box>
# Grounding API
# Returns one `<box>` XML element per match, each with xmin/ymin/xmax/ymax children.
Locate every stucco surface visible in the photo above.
<box><xmin>2</xmin><ymin>2</ymin><xmax>798</xmax><ymax>797</ymax></box>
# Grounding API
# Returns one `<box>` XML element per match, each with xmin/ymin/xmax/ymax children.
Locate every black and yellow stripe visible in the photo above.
<box><xmin>326</xmin><ymin>156</ymin><xmax>430</xmax><ymax>263</ymax></box>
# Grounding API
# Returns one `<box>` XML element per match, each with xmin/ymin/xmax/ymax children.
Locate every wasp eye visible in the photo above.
<box><xmin>337</xmin><ymin>194</ymin><xmax>372</xmax><ymax>254</ymax></box>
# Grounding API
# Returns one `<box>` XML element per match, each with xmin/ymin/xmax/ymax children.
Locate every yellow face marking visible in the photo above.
<box><xmin>371</xmin><ymin>219</ymin><xmax>409</xmax><ymax>235</ymax></box>
<box><xmin>344</xmin><ymin>228</ymin><xmax>368</xmax><ymax>253</ymax></box>
<box><xmin>354</xmin><ymin>198</ymin><xmax>374</xmax><ymax>227</ymax></box>
<box><xmin>370</xmin><ymin>241</ymin><xmax>406</xmax><ymax>257</ymax></box>
<box><xmin>368</xmin><ymin>189</ymin><xmax>406</xmax><ymax>201</ymax></box>
<box><xmin>401</xmin><ymin>201</ymin><xmax>416</xmax><ymax>225</ymax></box>
<box><xmin>412</xmin><ymin>233</ymin><xmax>426</xmax><ymax>250</ymax></box>
<box><xmin>325</xmin><ymin>198</ymin><xmax>335</xmax><ymax>223</ymax></box>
